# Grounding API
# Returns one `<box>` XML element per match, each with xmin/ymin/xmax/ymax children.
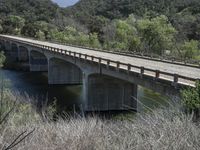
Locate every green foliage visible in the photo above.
<box><xmin>103</xmin><ymin>15</ymin><xmax>176</xmax><ymax>54</ymax></box>
<box><xmin>181</xmin><ymin>81</ymin><xmax>200</xmax><ymax>110</ymax></box>
<box><xmin>2</xmin><ymin>15</ymin><xmax>25</xmax><ymax>35</ymax></box>
<box><xmin>103</xmin><ymin>15</ymin><xmax>140</xmax><ymax>51</ymax></box>
<box><xmin>137</xmin><ymin>15</ymin><xmax>176</xmax><ymax>54</ymax></box>
<box><xmin>89</xmin><ymin>33</ymin><xmax>101</xmax><ymax>48</ymax></box>
<box><xmin>35</xmin><ymin>30</ymin><xmax>46</xmax><ymax>40</ymax></box>
<box><xmin>180</xmin><ymin>40</ymin><xmax>200</xmax><ymax>60</ymax></box>
<box><xmin>0</xmin><ymin>51</ymin><xmax>5</xmax><ymax>67</ymax></box>
<box><xmin>0</xmin><ymin>24</ymin><xmax>2</xmax><ymax>33</ymax></box>
<box><xmin>0</xmin><ymin>0</ymin><xmax>200</xmax><ymax>60</ymax></box>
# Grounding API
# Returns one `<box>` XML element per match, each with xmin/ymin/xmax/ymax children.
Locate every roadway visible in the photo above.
<box><xmin>2</xmin><ymin>35</ymin><xmax>200</xmax><ymax>80</ymax></box>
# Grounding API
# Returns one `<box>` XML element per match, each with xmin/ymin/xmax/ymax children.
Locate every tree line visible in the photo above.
<box><xmin>0</xmin><ymin>0</ymin><xmax>199</xmax><ymax>60</ymax></box>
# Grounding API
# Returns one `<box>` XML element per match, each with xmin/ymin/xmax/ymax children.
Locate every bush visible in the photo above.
<box><xmin>181</xmin><ymin>81</ymin><xmax>200</xmax><ymax>117</ymax></box>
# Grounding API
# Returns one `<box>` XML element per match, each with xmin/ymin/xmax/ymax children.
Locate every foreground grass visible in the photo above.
<box><xmin>0</xmin><ymin>92</ymin><xmax>200</xmax><ymax>150</ymax></box>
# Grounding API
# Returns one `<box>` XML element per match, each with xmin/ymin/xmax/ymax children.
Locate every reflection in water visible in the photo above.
<box><xmin>137</xmin><ymin>86</ymin><xmax>169</xmax><ymax>112</ymax></box>
<box><xmin>1</xmin><ymin>69</ymin><xmax>168</xmax><ymax>114</ymax></box>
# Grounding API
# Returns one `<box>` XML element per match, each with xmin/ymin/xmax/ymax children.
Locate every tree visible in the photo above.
<box><xmin>89</xmin><ymin>33</ymin><xmax>101</xmax><ymax>48</ymax></box>
<box><xmin>181</xmin><ymin>81</ymin><xmax>200</xmax><ymax>118</ymax></box>
<box><xmin>137</xmin><ymin>15</ymin><xmax>176</xmax><ymax>55</ymax></box>
<box><xmin>35</xmin><ymin>30</ymin><xmax>45</xmax><ymax>40</ymax></box>
<box><xmin>103</xmin><ymin>15</ymin><xmax>140</xmax><ymax>51</ymax></box>
<box><xmin>180</xmin><ymin>40</ymin><xmax>200</xmax><ymax>60</ymax></box>
<box><xmin>0</xmin><ymin>51</ymin><xmax>6</xmax><ymax>67</ymax></box>
<box><xmin>2</xmin><ymin>15</ymin><xmax>25</xmax><ymax>35</ymax></box>
<box><xmin>0</xmin><ymin>24</ymin><xmax>3</xmax><ymax>33</ymax></box>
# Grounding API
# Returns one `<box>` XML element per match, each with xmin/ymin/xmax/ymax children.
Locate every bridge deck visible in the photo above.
<box><xmin>1</xmin><ymin>35</ymin><xmax>200</xmax><ymax>86</ymax></box>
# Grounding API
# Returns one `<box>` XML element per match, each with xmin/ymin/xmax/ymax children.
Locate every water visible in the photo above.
<box><xmin>0</xmin><ymin>69</ymin><xmax>169</xmax><ymax>113</ymax></box>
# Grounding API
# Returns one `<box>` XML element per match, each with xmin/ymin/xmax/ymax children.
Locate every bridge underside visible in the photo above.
<box><xmin>10</xmin><ymin>43</ymin><xmax>18</xmax><ymax>61</ymax></box>
<box><xmin>48</xmin><ymin>58</ymin><xmax>82</xmax><ymax>85</ymax></box>
<box><xmin>85</xmin><ymin>74</ymin><xmax>137</xmax><ymax>111</ymax></box>
<box><xmin>30</xmin><ymin>50</ymin><xmax>48</xmax><ymax>72</ymax></box>
<box><xmin>19</xmin><ymin>46</ymin><xmax>29</xmax><ymax>62</ymax></box>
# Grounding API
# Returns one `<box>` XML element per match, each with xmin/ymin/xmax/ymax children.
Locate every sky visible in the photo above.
<box><xmin>52</xmin><ymin>0</ymin><xmax>79</xmax><ymax>7</ymax></box>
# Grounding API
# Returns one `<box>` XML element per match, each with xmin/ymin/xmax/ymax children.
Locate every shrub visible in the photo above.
<box><xmin>181</xmin><ymin>81</ymin><xmax>200</xmax><ymax>117</ymax></box>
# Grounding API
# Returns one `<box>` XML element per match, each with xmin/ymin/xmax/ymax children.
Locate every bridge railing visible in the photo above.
<box><xmin>1</xmin><ymin>34</ymin><xmax>200</xmax><ymax>68</ymax></box>
<box><xmin>1</xmin><ymin>36</ymin><xmax>199</xmax><ymax>87</ymax></box>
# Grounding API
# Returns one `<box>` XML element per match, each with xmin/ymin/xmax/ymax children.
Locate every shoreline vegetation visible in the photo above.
<box><xmin>0</xmin><ymin>89</ymin><xmax>200</xmax><ymax>149</ymax></box>
<box><xmin>0</xmin><ymin>53</ymin><xmax>199</xmax><ymax>149</ymax></box>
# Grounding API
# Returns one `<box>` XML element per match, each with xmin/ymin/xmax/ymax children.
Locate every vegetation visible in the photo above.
<box><xmin>1</xmin><ymin>92</ymin><xmax>200</xmax><ymax>149</ymax></box>
<box><xmin>0</xmin><ymin>0</ymin><xmax>200</xmax><ymax>60</ymax></box>
<box><xmin>181</xmin><ymin>81</ymin><xmax>200</xmax><ymax>118</ymax></box>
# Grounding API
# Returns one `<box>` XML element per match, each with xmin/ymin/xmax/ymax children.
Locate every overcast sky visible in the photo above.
<box><xmin>52</xmin><ymin>0</ymin><xmax>79</xmax><ymax>7</ymax></box>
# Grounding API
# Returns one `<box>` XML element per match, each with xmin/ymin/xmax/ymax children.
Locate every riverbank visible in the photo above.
<box><xmin>0</xmin><ymin>91</ymin><xmax>199</xmax><ymax>150</ymax></box>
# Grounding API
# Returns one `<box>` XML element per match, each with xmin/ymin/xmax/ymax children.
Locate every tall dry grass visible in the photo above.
<box><xmin>0</xmin><ymin>91</ymin><xmax>200</xmax><ymax>150</ymax></box>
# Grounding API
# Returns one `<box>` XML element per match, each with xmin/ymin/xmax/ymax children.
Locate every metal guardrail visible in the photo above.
<box><xmin>0</xmin><ymin>35</ymin><xmax>199</xmax><ymax>87</ymax></box>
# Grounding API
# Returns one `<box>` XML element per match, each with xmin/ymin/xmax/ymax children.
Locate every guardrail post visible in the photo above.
<box><xmin>127</xmin><ymin>64</ymin><xmax>131</xmax><ymax>74</ymax></box>
<box><xmin>140</xmin><ymin>67</ymin><xmax>144</xmax><ymax>74</ymax></box>
<box><xmin>107</xmin><ymin>60</ymin><xmax>110</xmax><ymax>69</ymax></box>
<box><xmin>173</xmin><ymin>74</ymin><xmax>179</xmax><ymax>83</ymax></box>
<box><xmin>98</xmin><ymin>58</ymin><xmax>102</xmax><ymax>65</ymax></box>
<box><xmin>116</xmin><ymin>61</ymin><xmax>120</xmax><ymax>72</ymax></box>
<box><xmin>140</xmin><ymin>67</ymin><xmax>144</xmax><ymax>78</ymax></box>
<box><xmin>91</xmin><ymin>56</ymin><xmax>94</xmax><ymax>61</ymax></box>
<box><xmin>69</xmin><ymin>51</ymin><xmax>71</xmax><ymax>56</ymax></box>
<box><xmin>155</xmin><ymin>70</ymin><xmax>160</xmax><ymax>79</ymax></box>
<box><xmin>85</xmin><ymin>55</ymin><xmax>88</xmax><ymax>60</ymax></box>
<box><xmin>79</xmin><ymin>53</ymin><xmax>82</xmax><ymax>59</ymax></box>
<box><xmin>98</xmin><ymin>58</ymin><xmax>102</xmax><ymax>74</ymax></box>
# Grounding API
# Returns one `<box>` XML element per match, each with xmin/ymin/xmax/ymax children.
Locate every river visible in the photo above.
<box><xmin>1</xmin><ymin>69</ymin><xmax>169</xmax><ymax>114</ymax></box>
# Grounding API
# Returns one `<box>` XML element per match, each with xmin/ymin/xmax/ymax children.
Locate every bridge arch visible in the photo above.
<box><xmin>4</xmin><ymin>41</ymin><xmax>11</xmax><ymax>53</ymax></box>
<box><xmin>0</xmin><ymin>39</ymin><xmax>5</xmax><ymax>50</ymax></box>
<box><xmin>29</xmin><ymin>50</ymin><xmax>48</xmax><ymax>72</ymax></box>
<box><xmin>48</xmin><ymin>57</ymin><xmax>83</xmax><ymax>85</ymax></box>
<box><xmin>18</xmin><ymin>46</ymin><xmax>29</xmax><ymax>62</ymax></box>
<box><xmin>11</xmin><ymin>43</ymin><xmax>18</xmax><ymax>60</ymax></box>
<box><xmin>84</xmin><ymin>73</ymin><xmax>137</xmax><ymax>111</ymax></box>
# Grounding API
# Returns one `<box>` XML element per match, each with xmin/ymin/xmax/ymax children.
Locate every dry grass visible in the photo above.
<box><xmin>0</xmin><ymin>92</ymin><xmax>200</xmax><ymax>150</ymax></box>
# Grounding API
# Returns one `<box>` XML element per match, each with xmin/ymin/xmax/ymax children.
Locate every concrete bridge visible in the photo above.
<box><xmin>0</xmin><ymin>35</ymin><xmax>199</xmax><ymax>111</ymax></box>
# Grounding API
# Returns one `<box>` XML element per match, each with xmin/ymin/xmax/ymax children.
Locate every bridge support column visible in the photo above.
<box><xmin>29</xmin><ymin>51</ymin><xmax>48</xmax><ymax>72</ymax></box>
<box><xmin>0</xmin><ymin>40</ymin><xmax>5</xmax><ymax>51</ymax></box>
<box><xmin>84</xmin><ymin>74</ymin><xmax>137</xmax><ymax>111</ymax></box>
<box><xmin>18</xmin><ymin>46</ymin><xmax>29</xmax><ymax>62</ymax></box>
<box><xmin>48</xmin><ymin>58</ymin><xmax>82</xmax><ymax>85</ymax></box>
<box><xmin>4</xmin><ymin>41</ymin><xmax>11</xmax><ymax>53</ymax></box>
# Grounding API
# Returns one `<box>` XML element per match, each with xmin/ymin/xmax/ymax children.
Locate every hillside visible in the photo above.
<box><xmin>0</xmin><ymin>0</ymin><xmax>199</xmax><ymax>60</ymax></box>
<box><xmin>0</xmin><ymin>0</ymin><xmax>61</xmax><ymax>22</ymax></box>
<box><xmin>66</xmin><ymin>0</ymin><xmax>200</xmax><ymax>23</ymax></box>
<box><xmin>65</xmin><ymin>0</ymin><xmax>200</xmax><ymax>41</ymax></box>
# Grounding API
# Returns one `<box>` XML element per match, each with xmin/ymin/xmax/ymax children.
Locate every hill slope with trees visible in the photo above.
<box><xmin>0</xmin><ymin>0</ymin><xmax>199</xmax><ymax>60</ymax></box>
